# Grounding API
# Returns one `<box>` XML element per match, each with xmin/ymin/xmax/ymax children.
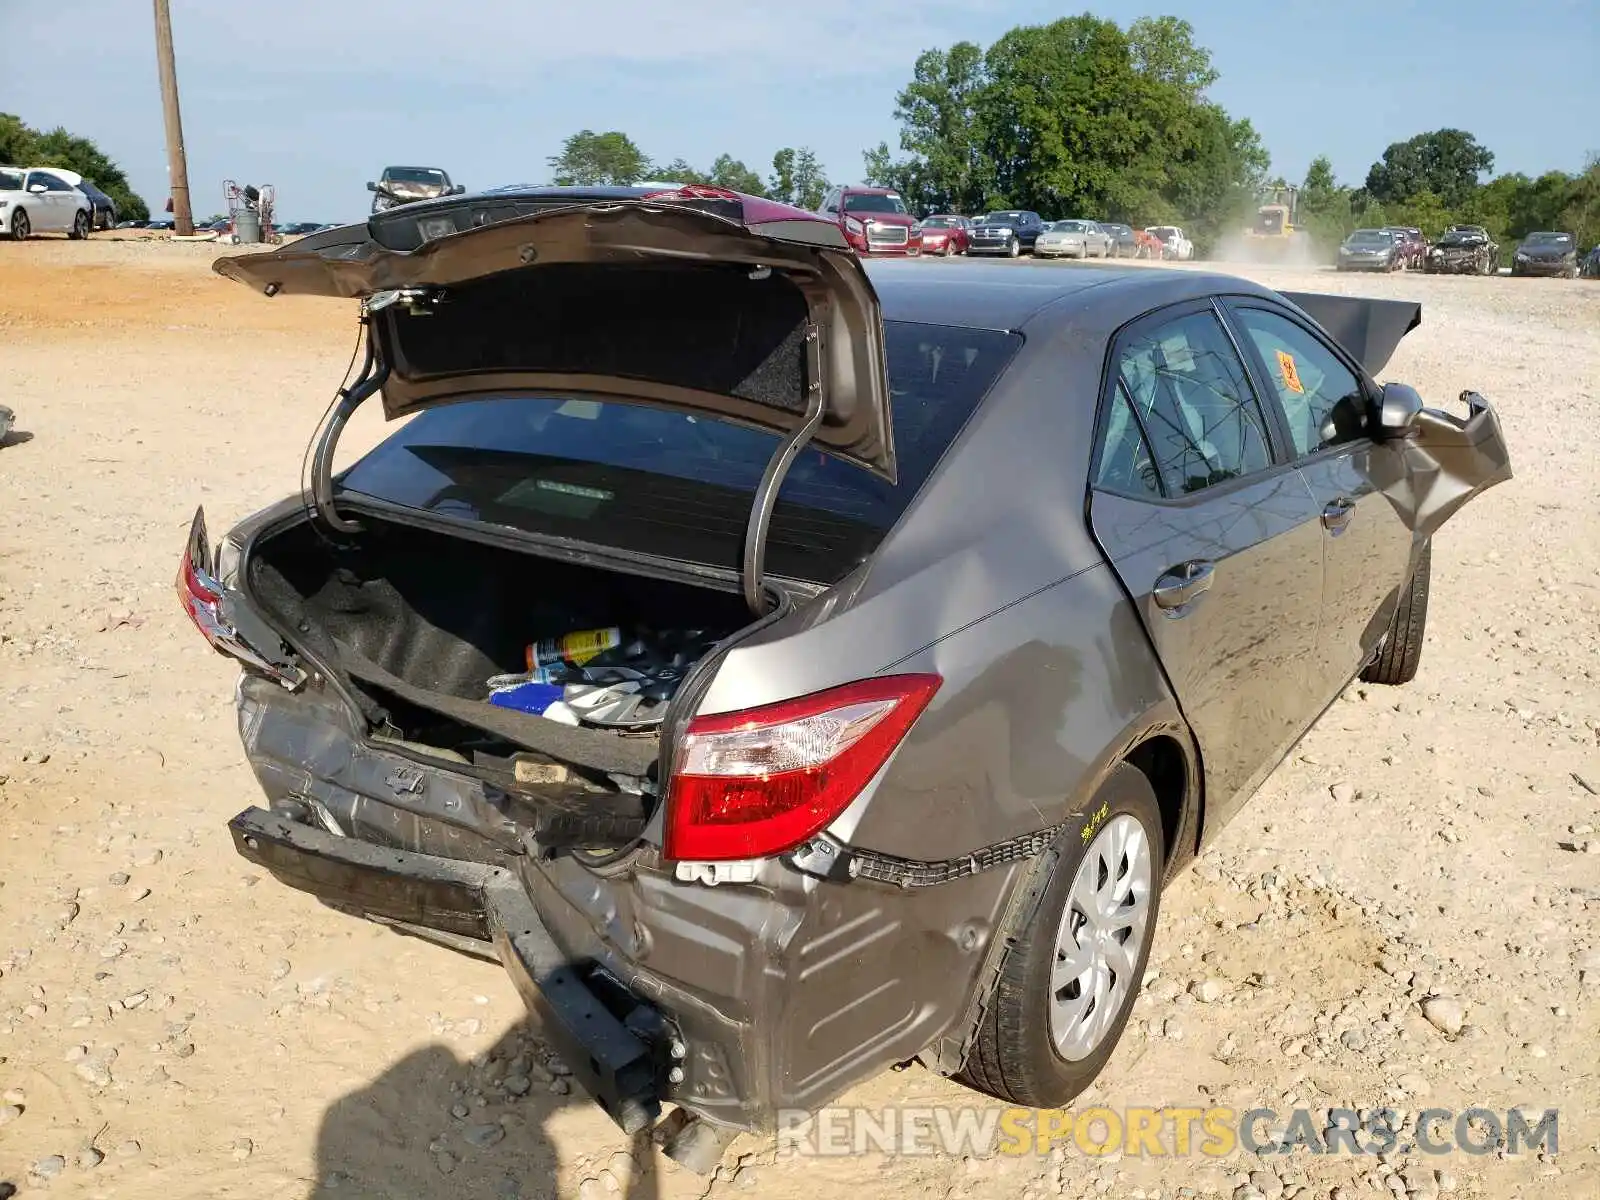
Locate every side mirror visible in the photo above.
<box><xmin>366</xmin><ymin>181</ymin><xmax>378</xmax><ymax>192</ymax></box>
<box><xmin>451</xmin><ymin>184</ymin><xmax>466</xmax><ymax>195</ymax></box>
<box><xmin>1377</xmin><ymin>382</ymin><xmax>1425</xmax><ymax>437</ymax></box>
<box><xmin>28</xmin><ymin>183</ymin><xmax>46</xmax><ymax>194</ymax></box>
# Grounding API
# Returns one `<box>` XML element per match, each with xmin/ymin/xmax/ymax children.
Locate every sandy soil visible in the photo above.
<box><xmin>1</xmin><ymin>238</ymin><xmax>1597</xmax><ymax>1200</ymax></box>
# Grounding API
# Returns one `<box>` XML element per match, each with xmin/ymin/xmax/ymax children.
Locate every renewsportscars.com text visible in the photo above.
<box><xmin>775</xmin><ymin>1105</ymin><xmax>1559</xmax><ymax>1159</ymax></box>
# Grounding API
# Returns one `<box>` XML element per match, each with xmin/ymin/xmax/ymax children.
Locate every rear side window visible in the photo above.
<box><xmin>1095</xmin><ymin>385</ymin><xmax>1162</xmax><ymax>499</ymax></box>
<box><xmin>1115</xmin><ymin>310</ymin><xmax>1273</xmax><ymax>496</ymax></box>
<box><xmin>341</xmin><ymin>321</ymin><xmax>1021</xmax><ymax>584</ymax></box>
<box><xmin>1231</xmin><ymin>307</ymin><xmax>1368</xmax><ymax>456</ymax></box>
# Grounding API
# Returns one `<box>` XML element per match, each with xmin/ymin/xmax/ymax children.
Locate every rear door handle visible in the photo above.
<box><xmin>1153</xmin><ymin>560</ymin><xmax>1215</xmax><ymax>611</ymax></box>
<box><xmin>1322</xmin><ymin>499</ymin><xmax>1356</xmax><ymax>534</ymax></box>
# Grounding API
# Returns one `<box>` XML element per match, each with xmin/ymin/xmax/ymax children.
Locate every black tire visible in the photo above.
<box><xmin>10</xmin><ymin>208</ymin><xmax>30</xmax><ymax>241</ymax></box>
<box><xmin>1007</xmin><ymin>237</ymin><xmax>1020</xmax><ymax>258</ymax></box>
<box><xmin>69</xmin><ymin>209</ymin><xmax>90</xmax><ymax>240</ymax></box>
<box><xmin>1361</xmin><ymin>541</ymin><xmax>1430</xmax><ymax>686</ymax></box>
<box><xmin>956</xmin><ymin>763</ymin><xmax>1165</xmax><ymax>1108</ymax></box>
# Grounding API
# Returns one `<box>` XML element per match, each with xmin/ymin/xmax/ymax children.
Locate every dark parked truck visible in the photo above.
<box><xmin>1424</xmin><ymin>225</ymin><xmax>1499</xmax><ymax>274</ymax></box>
<box><xmin>1511</xmin><ymin>231</ymin><xmax>1580</xmax><ymax>277</ymax></box>
<box><xmin>368</xmin><ymin>165</ymin><xmax>464</xmax><ymax>213</ymax></box>
<box><xmin>184</xmin><ymin>184</ymin><xmax>1512</xmax><ymax>1173</ymax></box>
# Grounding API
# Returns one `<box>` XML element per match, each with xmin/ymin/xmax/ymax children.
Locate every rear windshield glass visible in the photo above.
<box><xmin>340</xmin><ymin>322</ymin><xmax>1021</xmax><ymax>585</ymax></box>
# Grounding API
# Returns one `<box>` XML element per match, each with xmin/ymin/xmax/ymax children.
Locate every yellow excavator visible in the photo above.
<box><xmin>1239</xmin><ymin>185</ymin><xmax>1313</xmax><ymax>262</ymax></box>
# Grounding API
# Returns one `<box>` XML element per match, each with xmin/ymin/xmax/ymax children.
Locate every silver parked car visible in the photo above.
<box><xmin>1052</xmin><ymin>218</ymin><xmax>1115</xmax><ymax>257</ymax></box>
<box><xmin>1033</xmin><ymin>220</ymin><xmax>1090</xmax><ymax>258</ymax></box>
<box><xmin>182</xmin><ymin>186</ymin><xmax>1512</xmax><ymax>1173</ymax></box>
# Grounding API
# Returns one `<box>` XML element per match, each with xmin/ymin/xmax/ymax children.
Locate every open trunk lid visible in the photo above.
<box><xmin>213</xmin><ymin>185</ymin><xmax>897</xmax><ymax>480</ymax></box>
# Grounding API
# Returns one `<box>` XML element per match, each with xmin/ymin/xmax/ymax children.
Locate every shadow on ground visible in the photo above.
<box><xmin>311</xmin><ymin>1021</ymin><xmax>663</xmax><ymax>1200</ymax></box>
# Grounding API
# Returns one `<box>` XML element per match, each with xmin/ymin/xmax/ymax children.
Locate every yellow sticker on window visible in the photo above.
<box><xmin>1276</xmin><ymin>349</ymin><xmax>1305</xmax><ymax>394</ymax></box>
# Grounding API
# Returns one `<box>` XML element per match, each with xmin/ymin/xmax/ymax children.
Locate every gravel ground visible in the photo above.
<box><xmin>1</xmin><ymin>239</ymin><xmax>1597</xmax><ymax>1200</ymax></box>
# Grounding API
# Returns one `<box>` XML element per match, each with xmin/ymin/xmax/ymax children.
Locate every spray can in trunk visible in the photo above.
<box><xmin>526</xmin><ymin>627</ymin><xmax>626</xmax><ymax>671</ymax></box>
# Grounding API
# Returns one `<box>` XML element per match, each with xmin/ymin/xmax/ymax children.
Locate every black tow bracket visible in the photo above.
<box><xmin>227</xmin><ymin>806</ymin><xmax>671</xmax><ymax>1135</ymax></box>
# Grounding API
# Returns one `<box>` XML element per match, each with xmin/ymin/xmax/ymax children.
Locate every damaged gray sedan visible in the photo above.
<box><xmin>180</xmin><ymin>185</ymin><xmax>1512</xmax><ymax>1171</ymax></box>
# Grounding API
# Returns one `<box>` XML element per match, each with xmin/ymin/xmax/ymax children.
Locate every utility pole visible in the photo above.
<box><xmin>152</xmin><ymin>0</ymin><xmax>193</xmax><ymax>235</ymax></box>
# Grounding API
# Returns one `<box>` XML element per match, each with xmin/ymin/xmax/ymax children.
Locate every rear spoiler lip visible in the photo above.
<box><xmin>1276</xmin><ymin>291</ymin><xmax>1423</xmax><ymax>378</ymax></box>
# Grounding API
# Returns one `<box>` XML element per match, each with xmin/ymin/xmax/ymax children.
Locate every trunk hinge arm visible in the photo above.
<box><xmin>741</xmin><ymin>323</ymin><xmax>825</xmax><ymax>616</ymax></box>
<box><xmin>309</xmin><ymin>312</ymin><xmax>390</xmax><ymax>535</ymax></box>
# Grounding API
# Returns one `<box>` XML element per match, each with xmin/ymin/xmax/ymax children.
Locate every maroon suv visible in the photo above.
<box><xmin>817</xmin><ymin>185</ymin><xmax>923</xmax><ymax>256</ymax></box>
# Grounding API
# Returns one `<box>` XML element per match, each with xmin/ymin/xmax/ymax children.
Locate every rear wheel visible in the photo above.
<box><xmin>1361</xmin><ymin>541</ymin><xmax>1430</xmax><ymax>686</ymax></box>
<box><xmin>9</xmin><ymin>209</ymin><xmax>30</xmax><ymax>241</ymax></box>
<box><xmin>956</xmin><ymin>764</ymin><xmax>1163</xmax><ymax>1107</ymax></box>
<box><xmin>69</xmin><ymin>209</ymin><xmax>90</xmax><ymax>240</ymax></box>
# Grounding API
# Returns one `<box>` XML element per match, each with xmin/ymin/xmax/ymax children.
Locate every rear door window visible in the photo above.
<box><xmin>1114</xmin><ymin>309</ymin><xmax>1274</xmax><ymax>496</ymax></box>
<box><xmin>1230</xmin><ymin>306</ymin><xmax>1368</xmax><ymax>456</ymax></box>
<box><xmin>341</xmin><ymin>321</ymin><xmax>1022</xmax><ymax>584</ymax></box>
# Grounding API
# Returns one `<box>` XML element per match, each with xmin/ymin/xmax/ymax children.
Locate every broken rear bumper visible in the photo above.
<box><xmin>228</xmin><ymin>805</ymin><xmax>676</xmax><ymax>1135</ymax></box>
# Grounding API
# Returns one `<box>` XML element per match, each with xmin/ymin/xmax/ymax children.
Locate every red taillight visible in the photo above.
<box><xmin>174</xmin><ymin>507</ymin><xmax>304</xmax><ymax>688</ymax></box>
<box><xmin>664</xmin><ymin>674</ymin><xmax>941</xmax><ymax>863</ymax></box>
<box><xmin>176</xmin><ymin>513</ymin><xmax>222</xmax><ymax>637</ymax></box>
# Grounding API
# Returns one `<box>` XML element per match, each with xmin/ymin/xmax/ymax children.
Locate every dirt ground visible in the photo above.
<box><xmin>2</xmin><ymin>238</ymin><xmax>1597</xmax><ymax>1200</ymax></box>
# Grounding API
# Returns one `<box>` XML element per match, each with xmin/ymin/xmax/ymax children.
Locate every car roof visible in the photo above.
<box><xmin>864</xmin><ymin>260</ymin><xmax>1273</xmax><ymax>331</ymax></box>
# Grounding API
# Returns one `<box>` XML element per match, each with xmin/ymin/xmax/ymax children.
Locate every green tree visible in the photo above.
<box><xmin>1292</xmin><ymin>156</ymin><xmax>1356</xmax><ymax>250</ymax></box>
<box><xmin>882</xmin><ymin>42</ymin><xmax>990</xmax><ymax>213</ymax></box>
<box><xmin>651</xmin><ymin>158</ymin><xmax>709</xmax><ymax>186</ymax></box>
<box><xmin>1456</xmin><ymin>173</ymin><xmax>1521</xmax><ymax>242</ymax></box>
<box><xmin>1506</xmin><ymin>169</ymin><xmax>1576</xmax><ymax>237</ymax></box>
<box><xmin>768</xmin><ymin>147</ymin><xmax>828</xmax><ymax>210</ymax></box>
<box><xmin>706</xmin><ymin>154</ymin><xmax>765</xmax><ymax>196</ymax></box>
<box><xmin>1560</xmin><ymin>155</ymin><xmax>1600</xmax><ymax>248</ymax></box>
<box><xmin>1387</xmin><ymin>190</ymin><xmax>1453</xmax><ymax>237</ymax></box>
<box><xmin>1125</xmin><ymin>14</ymin><xmax>1218</xmax><ymax>96</ymax></box>
<box><xmin>548</xmin><ymin>130</ymin><xmax>650</xmax><ymax>186</ymax></box>
<box><xmin>861</xmin><ymin>142</ymin><xmax>927</xmax><ymax>208</ymax></box>
<box><xmin>2</xmin><ymin>114</ymin><xmax>149</xmax><ymax>221</ymax></box>
<box><xmin>873</xmin><ymin>14</ymin><xmax>1267</xmax><ymax>245</ymax></box>
<box><xmin>1</xmin><ymin>112</ymin><xmax>36</xmax><ymax>164</ymax></box>
<box><xmin>1364</xmin><ymin>129</ymin><xmax>1494</xmax><ymax>208</ymax></box>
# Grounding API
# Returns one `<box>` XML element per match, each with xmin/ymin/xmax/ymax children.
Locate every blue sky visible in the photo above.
<box><xmin>5</xmin><ymin>0</ymin><xmax>1595</xmax><ymax>222</ymax></box>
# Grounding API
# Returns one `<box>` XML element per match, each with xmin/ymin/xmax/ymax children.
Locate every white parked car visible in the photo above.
<box><xmin>1146</xmin><ymin>225</ymin><xmax>1194</xmax><ymax>260</ymax></box>
<box><xmin>1</xmin><ymin>165</ymin><xmax>94</xmax><ymax>240</ymax></box>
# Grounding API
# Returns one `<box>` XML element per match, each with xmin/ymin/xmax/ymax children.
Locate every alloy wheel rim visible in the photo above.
<box><xmin>1049</xmin><ymin>813</ymin><xmax>1153</xmax><ymax>1061</ymax></box>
